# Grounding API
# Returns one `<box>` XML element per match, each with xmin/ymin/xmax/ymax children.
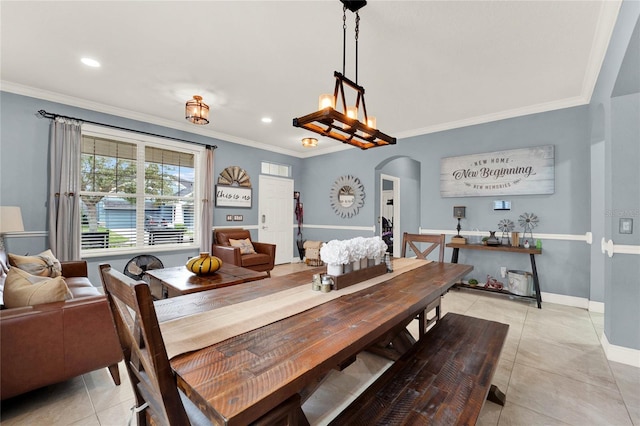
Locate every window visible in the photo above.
<box><xmin>80</xmin><ymin>127</ymin><xmax>203</xmax><ymax>254</ymax></box>
<box><xmin>261</xmin><ymin>161</ymin><xmax>291</xmax><ymax>178</ymax></box>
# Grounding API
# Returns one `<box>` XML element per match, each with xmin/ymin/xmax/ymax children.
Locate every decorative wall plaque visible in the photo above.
<box><xmin>440</xmin><ymin>145</ymin><xmax>555</xmax><ymax>197</ymax></box>
<box><xmin>216</xmin><ymin>166</ymin><xmax>252</xmax><ymax>207</ymax></box>
<box><xmin>217</xmin><ymin>166</ymin><xmax>251</xmax><ymax>187</ymax></box>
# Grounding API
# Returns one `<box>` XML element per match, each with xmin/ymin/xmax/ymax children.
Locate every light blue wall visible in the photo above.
<box><xmin>588</xmin><ymin>0</ymin><xmax>640</xmax><ymax>350</ymax></box>
<box><xmin>0</xmin><ymin>92</ymin><xmax>303</xmax><ymax>284</ymax></box>
<box><xmin>298</xmin><ymin>106</ymin><xmax>591</xmax><ymax>298</ymax></box>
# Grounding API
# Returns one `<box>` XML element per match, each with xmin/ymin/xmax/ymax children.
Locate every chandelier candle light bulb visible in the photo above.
<box><xmin>318</xmin><ymin>94</ymin><xmax>335</xmax><ymax>110</ymax></box>
<box><xmin>366</xmin><ymin>116</ymin><xmax>376</xmax><ymax>129</ymax></box>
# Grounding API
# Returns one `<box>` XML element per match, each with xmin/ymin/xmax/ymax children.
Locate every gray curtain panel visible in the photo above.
<box><xmin>48</xmin><ymin>118</ymin><xmax>82</xmax><ymax>261</ymax></box>
<box><xmin>200</xmin><ymin>146</ymin><xmax>214</xmax><ymax>253</ymax></box>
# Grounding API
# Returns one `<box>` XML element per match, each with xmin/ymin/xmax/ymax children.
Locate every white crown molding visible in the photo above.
<box><xmin>394</xmin><ymin>95</ymin><xmax>589</xmax><ymax>140</ymax></box>
<box><xmin>0</xmin><ymin>81</ymin><xmax>380</xmax><ymax>160</ymax></box>
<box><xmin>1</xmin><ymin>81</ymin><xmax>311</xmax><ymax>158</ymax></box>
<box><xmin>1</xmin><ymin>81</ymin><xmax>595</xmax><ymax>160</ymax></box>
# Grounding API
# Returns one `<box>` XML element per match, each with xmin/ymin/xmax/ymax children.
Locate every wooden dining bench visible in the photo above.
<box><xmin>329</xmin><ymin>313</ymin><xmax>509</xmax><ymax>426</ymax></box>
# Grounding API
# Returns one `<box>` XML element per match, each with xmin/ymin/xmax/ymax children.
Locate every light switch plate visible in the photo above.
<box><xmin>619</xmin><ymin>218</ymin><xmax>633</xmax><ymax>234</ymax></box>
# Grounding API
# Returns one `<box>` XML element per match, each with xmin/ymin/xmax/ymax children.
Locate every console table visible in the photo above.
<box><xmin>446</xmin><ymin>243</ymin><xmax>542</xmax><ymax>308</ymax></box>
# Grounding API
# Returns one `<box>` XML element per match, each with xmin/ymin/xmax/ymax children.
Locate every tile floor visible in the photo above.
<box><xmin>1</xmin><ymin>262</ymin><xmax>638</xmax><ymax>425</ymax></box>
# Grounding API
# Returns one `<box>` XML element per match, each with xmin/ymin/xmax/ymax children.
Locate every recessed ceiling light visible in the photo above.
<box><xmin>261</xmin><ymin>117</ymin><xmax>272</xmax><ymax>124</ymax></box>
<box><xmin>81</xmin><ymin>57</ymin><xmax>101</xmax><ymax>68</ymax></box>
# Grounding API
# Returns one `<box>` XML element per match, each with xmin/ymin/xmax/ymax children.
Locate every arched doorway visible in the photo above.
<box><xmin>375</xmin><ymin>156</ymin><xmax>421</xmax><ymax>257</ymax></box>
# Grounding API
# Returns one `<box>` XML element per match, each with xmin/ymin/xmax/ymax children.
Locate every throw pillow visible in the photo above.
<box><xmin>8</xmin><ymin>249</ymin><xmax>62</xmax><ymax>278</ymax></box>
<box><xmin>3</xmin><ymin>267</ymin><xmax>72</xmax><ymax>308</ymax></box>
<box><xmin>229</xmin><ymin>238</ymin><xmax>257</xmax><ymax>255</ymax></box>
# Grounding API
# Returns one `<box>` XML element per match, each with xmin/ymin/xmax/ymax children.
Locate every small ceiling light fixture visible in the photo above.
<box><xmin>261</xmin><ymin>117</ymin><xmax>273</xmax><ymax>123</ymax></box>
<box><xmin>81</xmin><ymin>57</ymin><xmax>101</xmax><ymax>68</ymax></box>
<box><xmin>293</xmin><ymin>0</ymin><xmax>396</xmax><ymax>150</ymax></box>
<box><xmin>302</xmin><ymin>137</ymin><xmax>318</xmax><ymax>148</ymax></box>
<box><xmin>185</xmin><ymin>95</ymin><xmax>210</xmax><ymax>125</ymax></box>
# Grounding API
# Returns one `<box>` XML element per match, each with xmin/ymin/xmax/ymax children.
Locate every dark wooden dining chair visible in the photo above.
<box><xmin>99</xmin><ymin>264</ymin><xmax>212</xmax><ymax>426</ymax></box>
<box><xmin>401</xmin><ymin>233</ymin><xmax>446</xmax><ymax>336</ymax></box>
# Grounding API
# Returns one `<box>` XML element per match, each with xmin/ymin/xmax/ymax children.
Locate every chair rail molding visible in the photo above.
<box><xmin>3</xmin><ymin>231</ymin><xmax>48</xmax><ymax>238</ymax></box>
<box><xmin>601</xmin><ymin>237</ymin><xmax>640</xmax><ymax>257</ymax></box>
<box><xmin>302</xmin><ymin>224</ymin><xmax>377</xmax><ymax>232</ymax></box>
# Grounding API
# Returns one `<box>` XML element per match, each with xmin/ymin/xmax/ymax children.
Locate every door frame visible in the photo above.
<box><xmin>380</xmin><ymin>174</ymin><xmax>401</xmax><ymax>257</ymax></box>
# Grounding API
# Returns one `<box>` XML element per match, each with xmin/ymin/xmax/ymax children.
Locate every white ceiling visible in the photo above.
<box><xmin>1</xmin><ymin>1</ymin><xmax>621</xmax><ymax>158</ymax></box>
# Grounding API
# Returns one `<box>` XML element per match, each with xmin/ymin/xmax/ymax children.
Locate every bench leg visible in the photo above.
<box><xmin>487</xmin><ymin>384</ymin><xmax>506</xmax><ymax>406</ymax></box>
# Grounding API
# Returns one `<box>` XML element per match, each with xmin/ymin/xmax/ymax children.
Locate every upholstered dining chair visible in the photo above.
<box><xmin>99</xmin><ymin>264</ymin><xmax>212</xmax><ymax>426</ymax></box>
<box><xmin>401</xmin><ymin>233</ymin><xmax>446</xmax><ymax>336</ymax></box>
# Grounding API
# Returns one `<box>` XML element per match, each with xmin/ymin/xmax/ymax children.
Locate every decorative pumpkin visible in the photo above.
<box><xmin>186</xmin><ymin>252</ymin><xmax>222</xmax><ymax>275</ymax></box>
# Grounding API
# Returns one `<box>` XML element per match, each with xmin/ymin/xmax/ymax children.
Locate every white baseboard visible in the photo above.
<box><xmin>540</xmin><ymin>292</ymin><xmax>589</xmax><ymax>309</ymax></box>
<box><xmin>601</xmin><ymin>333</ymin><xmax>640</xmax><ymax>368</ymax></box>
<box><xmin>588</xmin><ymin>300</ymin><xmax>605</xmax><ymax>313</ymax></box>
<box><xmin>539</xmin><ymin>292</ymin><xmax>604</xmax><ymax>313</ymax></box>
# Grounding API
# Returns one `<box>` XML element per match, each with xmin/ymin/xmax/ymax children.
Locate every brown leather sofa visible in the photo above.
<box><xmin>212</xmin><ymin>228</ymin><xmax>276</xmax><ymax>276</ymax></box>
<box><xmin>0</xmin><ymin>250</ymin><xmax>122</xmax><ymax>400</ymax></box>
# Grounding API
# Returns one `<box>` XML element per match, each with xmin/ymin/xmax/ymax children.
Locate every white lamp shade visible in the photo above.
<box><xmin>0</xmin><ymin>206</ymin><xmax>24</xmax><ymax>233</ymax></box>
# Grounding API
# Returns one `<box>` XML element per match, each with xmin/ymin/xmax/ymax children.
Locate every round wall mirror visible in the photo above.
<box><xmin>330</xmin><ymin>175</ymin><xmax>365</xmax><ymax>218</ymax></box>
<box><xmin>338</xmin><ymin>186</ymin><xmax>355</xmax><ymax>207</ymax></box>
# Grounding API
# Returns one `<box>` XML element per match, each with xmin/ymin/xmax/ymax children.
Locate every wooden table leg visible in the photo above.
<box><xmin>530</xmin><ymin>253</ymin><xmax>542</xmax><ymax>309</ymax></box>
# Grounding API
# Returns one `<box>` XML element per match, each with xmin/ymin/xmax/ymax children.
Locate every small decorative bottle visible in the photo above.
<box><xmin>524</xmin><ymin>240</ymin><xmax>530</xmax><ymax>249</ymax></box>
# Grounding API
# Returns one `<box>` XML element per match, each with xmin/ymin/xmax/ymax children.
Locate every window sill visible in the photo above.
<box><xmin>81</xmin><ymin>243</ymin><xmax>200</xmax><ymax>259</ymax></box>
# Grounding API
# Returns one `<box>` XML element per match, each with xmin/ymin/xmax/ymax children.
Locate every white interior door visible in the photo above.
<box><xmin>259</xmin><ymin>175</ymin><xmax>294</xmax><ymax>264</ymax></box>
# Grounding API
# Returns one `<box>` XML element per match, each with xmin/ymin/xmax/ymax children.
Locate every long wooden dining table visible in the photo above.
<box><xmin>154</xmin><ymin>259</ymin><xmax>473</xmax><ymax>425</ymax></box>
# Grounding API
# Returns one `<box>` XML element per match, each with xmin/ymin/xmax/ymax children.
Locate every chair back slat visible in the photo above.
<box><xmin>100</xmin><ymin>264</ymin><xmax>190</xmax><ymax>426</ymax></box>
<box><xmin>401</xmin><ymin>233</ymin><xmax>446</xmax><ymax>262</ymax></box>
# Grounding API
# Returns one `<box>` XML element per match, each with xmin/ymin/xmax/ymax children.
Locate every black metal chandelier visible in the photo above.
<box><xmin>293</xmin><ymin>0</ymin><xmax>396</xmax><ymax>150</ymax></box>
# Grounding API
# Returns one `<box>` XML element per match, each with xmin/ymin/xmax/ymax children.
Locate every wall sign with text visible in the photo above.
<box><xmin>440</xmin><ymin>145</ymin><xmax>555</xmax><ymax>197</ymax></box>
<box><xmin>216</xmin><ymin>186</ymin><xmax>252</xmax><ymax>208</ymax></box>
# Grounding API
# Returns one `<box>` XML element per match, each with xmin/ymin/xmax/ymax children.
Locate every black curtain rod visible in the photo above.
<box><xmin>36</xmin><ymin>109</ymin><xmax>217</xmax><ymax>150</ymax></box>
